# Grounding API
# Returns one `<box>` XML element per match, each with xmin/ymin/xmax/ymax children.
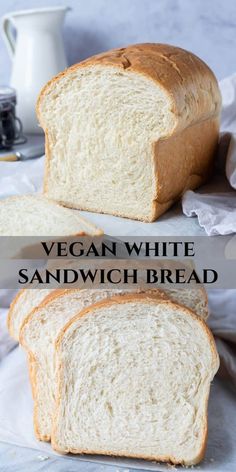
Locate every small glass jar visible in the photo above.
<box><xmin>0</xmin><ymin>86</ymin><xmax>23</xmax><ymax>150</ymax></box>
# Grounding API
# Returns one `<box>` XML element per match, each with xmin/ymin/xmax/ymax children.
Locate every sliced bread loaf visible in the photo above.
<box><xmin>0</xmin><ymin>195</ymin><xmax>103</xmax><ymax>235</ymax></box>
<box><xmin>19</xmin><ymin>286</ymin><xmax>207</xmax><ymax>441</ymax></box>
<box><xmin>8</xmin><ymin>286</ymin><xmax>208</xmax><ymax>342</ymax></box>
<box><xmin>37</xmin><ymin>43</ymin><xmax>221</xmax><ymax>222</ymax></box>
<box><xmin>52</xmin><ymin>293</ymin><xmax>219</xmax><ymax>465</ymax></box>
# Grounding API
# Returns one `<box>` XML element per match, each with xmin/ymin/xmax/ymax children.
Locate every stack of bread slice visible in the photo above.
<box><xmin>8</xmin><ymin>285</ymin><xmax>219</xmax><ymax>466</ymax></box>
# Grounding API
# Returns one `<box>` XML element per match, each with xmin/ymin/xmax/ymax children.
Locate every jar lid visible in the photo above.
<box><xmin>0</xmin><ymin>86</ymin><xmax>16</xmax><ymax>103</ymax></box>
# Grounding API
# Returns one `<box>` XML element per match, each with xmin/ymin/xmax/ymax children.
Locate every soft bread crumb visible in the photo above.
<box><xmin>0</xmin><ymin>195</ymin><xmax>102</xmax><ymax>236</ymax></box>
<box><xmin>52</xmin><ymin>294</ymin><xmax>219</xmax><ymax>465</ymax></box>
<box><xmin>19</xmin><ymin>287</ymin><xmax>208</xmax><ymax>441</ymax></box>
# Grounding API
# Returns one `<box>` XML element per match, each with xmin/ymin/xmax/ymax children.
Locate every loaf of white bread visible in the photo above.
<box><xmin>7</xmin><ymin>285</ymin><xmax>219</xmax><ymax>465</ymax></box>
<box><xmin>37</xmin><ymin>43</ymin><xmax>221</xmax><ymax>222</ymax></box>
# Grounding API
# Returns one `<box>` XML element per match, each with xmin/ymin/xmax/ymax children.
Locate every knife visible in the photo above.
<box><xmin>0</xmin><ymin>144</ymin><xmax>45</xmax><ymax>162</ymax></box>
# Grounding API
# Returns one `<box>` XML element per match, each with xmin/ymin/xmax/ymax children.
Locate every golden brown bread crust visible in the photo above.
<box><xmin>51</xmin><ymin>445</ymin><xmax>206</xmax><ymax>466</ymax></box>
<box><xmin>19</xmin><ymin>288</ymin><xmax>73</xmax><ymax>441</ymax></box>
<box><xmin>51</xmin><ymin>443</ymin><xmax>207</xmax><ymax>466</ymax></box>
<box><xmin>151</xmin><ymin>117</ymin><xmax>219</xmax><ymax>221</ymax></box>
<box><xmin>7</xmin><ymin>289</ymin><xmax>26</xmax><ymax>338</ymax></box>
<box><xmin>8</xmin><ymin>289</ymin><xmax>53</xmax><ymax>340</ymax></box>
<box><xmin>8</xmin><ymin>287</ymin><xmax>65</xmax><ymax>341</ymax></box>
<box><xmin>37</xmin><ymin>43</ymin><xmax>221</xmax><ymax>131</ymax></box>
<box><xmin>52</xmin><ymin>292</ymin><xmax>219</xmax><ymax>464</ymax></box>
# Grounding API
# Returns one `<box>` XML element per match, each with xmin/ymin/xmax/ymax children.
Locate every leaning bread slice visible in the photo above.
<box><xmin>0</xmin><ymin>194</ymin><xmax>103</xmax><ymax>236</ymax></box>
<box><xmin>7</xmin><ymin>288</ymin><xmax>53</xmax><ymax>340</ymax></box>
<box><xmin>20</xmin><ymin>286</ymin><xmax>208</xmax><ymax>442</ymax></box>
<box><xmin>52</xmin><ymin>293</ymin><xmax>219</xmax><ymax>465</ymax></box>
<box><xmin>163</xmin><ymin>287</ymin><xmax>208</xmax><ymax>320</ymax></box>
<box><xmin>9</xmin><ymin>285</ymin><xmax>208</xmax><ymax>342</ymax></box>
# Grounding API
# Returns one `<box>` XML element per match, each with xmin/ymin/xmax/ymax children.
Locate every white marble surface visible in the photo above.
<box><xmin>0</xmin><ymin>0</ymin><xmax>236</xmax><ymax>85</ymax></box>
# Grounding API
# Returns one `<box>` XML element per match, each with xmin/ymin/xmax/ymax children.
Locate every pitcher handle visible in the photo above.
<box><xmin>1</xmin><ymin>15</ymin><xmax>15</xmax><ymax>58</ymax></box>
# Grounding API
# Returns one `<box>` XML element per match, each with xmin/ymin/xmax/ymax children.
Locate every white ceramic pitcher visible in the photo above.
<box><xmin>1</xmin><ymin>6</ymin><xmax>70</xmax><ymax>134</ymax></box>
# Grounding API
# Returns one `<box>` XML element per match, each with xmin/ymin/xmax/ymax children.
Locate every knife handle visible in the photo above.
<box><xmin>0</xmin><ymin>154</ymin><xmax>18</xmax><ymax>162</ymax></box>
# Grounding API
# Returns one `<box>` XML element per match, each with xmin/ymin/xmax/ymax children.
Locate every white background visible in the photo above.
<box><xmin>0</xmin><ymin>0</ymin><xmax>235</xmax><ymax>83</ymax></box>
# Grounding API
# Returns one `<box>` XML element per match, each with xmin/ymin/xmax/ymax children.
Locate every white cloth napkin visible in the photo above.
<box><xmin>220</xmin><ymin>73</ymin><xmax>236</xmax><ymax>133</ymax></box>
<box><xmin>182</xmin><ymin>75</ymin><xmax>236</xmax><ymax>236</ymax></box>
<box><xmin>182</xmin><ymin>189</ymin><xmax>236</xmax><ymax>236</ymax></box>
<box><xmin>226</xmin><ymin>133</ymin><xmax>236</xmax><ymax>188</ymax></box>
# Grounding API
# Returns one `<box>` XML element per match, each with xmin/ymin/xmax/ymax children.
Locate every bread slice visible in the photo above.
<box><xmin>8</xmin><ymin>288</ymin><xmax>54</xmax><ymax>340</ymax></box>
<box><xmin>52</xmin><ymin>293</ymin><xmax>219</xmax><ymax>465</ymax></box>
<box><xmin>20</xmin><ymin>288</ymin><xmax>166</xmax><ymax>441</ymax></box>
<box><xmin>37</xmin><ymin>43</ymin><xmax>221</xmax><ymax>222</ymax></box>
<box><xmin>19</xmin><ymin>286</ymin><xmax>208</xmax><ymax>442</ymax></box>
<box><xmin>161</xmin><ymin>287</ymin><xmax>208</xmax><ymax>320</ymax></box>
<box><xmin>0</xmin><ymin>195</ymin><xmax>103</xmax><ymax>235</ymax></box>
<box><xmin>8</xmin><ymin>286</ymin><xmax>208</xmax><ymax>342</ymax></box>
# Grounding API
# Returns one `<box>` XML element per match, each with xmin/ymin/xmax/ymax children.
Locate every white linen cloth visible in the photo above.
<box><xmin>226</xmin><ymin>134</ymin><xmax>236</xmax><ymax>188</ymax></box>
<box><xmin>182</xmin><ymin>189</ymin><xmax>236</xmax><ymax>236</ymax></box>
<box><xmin>182</xmin><ymin>75</ymin><xmax>236</xmax><ymax>235</ymax></box>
